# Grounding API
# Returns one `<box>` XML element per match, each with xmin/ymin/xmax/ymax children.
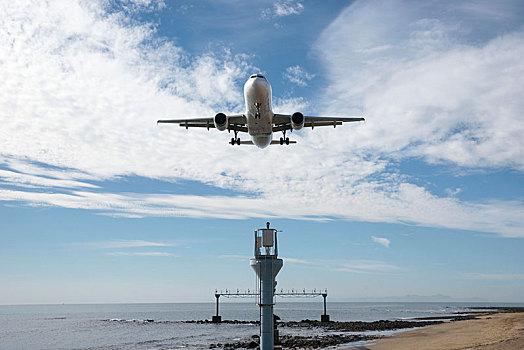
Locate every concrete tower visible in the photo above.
<box><xmin>250</xmin><ymin>222</ymin><xmax>283</xmax><ymax>350</ymax></box>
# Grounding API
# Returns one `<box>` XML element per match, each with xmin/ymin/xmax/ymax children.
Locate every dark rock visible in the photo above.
<box><xmin>246</xmin><ymin>341</ymin><xmax>258</xmax><ymax>348</ymax></box>
<box><xmin>282</xmin><ymin>319</ymin><xmax>444</xmax><ymax>331</ymax></box>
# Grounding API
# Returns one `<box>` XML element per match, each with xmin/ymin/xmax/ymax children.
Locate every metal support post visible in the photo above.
<box><xmin>212</xmin><ymin>293</ymin><xmax>221</xmax><ymax>323</ymax></box>
<box><xmin>321</xmin><ymin>293</ymin><xmax>330</xmax><ymax>322</ymax></box>
<box><xmin>251</xmin><ymin>257</ymin><xmax>283</xmax><ymax>350</ymax></box>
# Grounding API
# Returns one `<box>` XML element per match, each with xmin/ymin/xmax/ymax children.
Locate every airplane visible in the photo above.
<box><xmin>157</xmin><ymin>74</ymin><xmax>364</xmax><ymax>149</ymax></box>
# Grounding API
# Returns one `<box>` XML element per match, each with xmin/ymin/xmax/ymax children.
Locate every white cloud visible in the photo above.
<box><xmin>272</xmin><ymin>96</ymin><xmax>309</xmax><ymax>114</ymax></box>
<box><xmin>372</xmin><ymin>236</ymin><xmax>390</xmax><ymax>248</ymax></box>
<box><xmin>0</xmin><ymin>0</ymin><xmax>523</xmax><ymax>240</ymax></box>
<box><xmin>264</xmin><ymin>0</ymin><xmax>304</xmax><ymax>18</ymax></box>
<box><xmin>105</xmin><ymin>251</ymin><xmax>175</xmax><ymax>257</ymax></box>
<box><xmin>283</xmin><ymin>65</ymin><xmax>315</xmax><ymax>87</ymax></box>
<box><xmin>314</xmin><ymin>0</ymin><xmax>524</xmax><ymax>171</ymax></box>
<box><xmin>118</xmin><ymin>0</ymin><xmax>166</xmax><ymax>12</ymax></box>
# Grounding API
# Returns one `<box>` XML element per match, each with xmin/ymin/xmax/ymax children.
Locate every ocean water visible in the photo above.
<box><xmin>1</xmin><ymin>302</ymin><xmax>522</xmax><ymax>350</ymax></box>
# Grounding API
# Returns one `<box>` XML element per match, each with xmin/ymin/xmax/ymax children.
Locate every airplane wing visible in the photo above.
<box><xmin>157</xmin><ymin>114</ymin><xmax>248</xmax><ymax>132</ymax></box>
<box><xmin>272</xmin><ymin>114</ymin><xmax>364</xmax><ymax>132</ymax></box>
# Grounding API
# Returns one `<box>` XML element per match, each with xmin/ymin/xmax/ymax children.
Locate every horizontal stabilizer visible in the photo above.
<box><xmin>237</xmin><ymin>140</ymin><xmax>297</xmax><ymax>145</ymax></box>
<box><xmin>271</xmin><ymin>140</ymin><xmax>297</xmax><ymax>145</ymax></box>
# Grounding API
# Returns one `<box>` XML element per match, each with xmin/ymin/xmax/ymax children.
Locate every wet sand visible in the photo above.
<box><xmin>363</xmin><ymin>312</ymin><xmax>524</xmax><ymax>350</ymax></box>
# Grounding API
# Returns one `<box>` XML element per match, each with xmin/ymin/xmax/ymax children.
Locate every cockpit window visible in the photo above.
<box><xmin>250</xmin><ymin>74</ymin><xmax>265</xmax><ymax>79</ymax></box>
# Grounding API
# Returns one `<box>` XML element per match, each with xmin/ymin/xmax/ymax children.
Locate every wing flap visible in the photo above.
<box><xmin>305</xmin><ymin>121</ymin><xmax>343</xmax><ymax>128</ymax></box>
<box><xmin>273</xmin><ymin>114</ymin><xmax>364</xmax><ymax>124</ymax></box>
<box><xmin>157</xmin><ymin>117</ymin><xmax>213</xmax><ymax>124</ymax></box>
<box><xmin>305</xmin><ymin>116</ymin><xmax>364</xmax><ymax>122</ymax></box>
<box><xmin>272</xmin><ymin>114</ymin><xmax>364</xmax><ymax>132</ymax></box>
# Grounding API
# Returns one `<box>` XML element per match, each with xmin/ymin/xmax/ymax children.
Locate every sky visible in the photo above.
<box><xmin>1</xmin><ymin>0</ymin><xmax>524</xmax><ymax>304</ymax></box>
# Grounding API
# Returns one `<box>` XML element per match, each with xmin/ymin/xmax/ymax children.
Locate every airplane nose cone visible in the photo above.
<box><xmin>253</xmin><ymin>135</ymin><xmax>272</xmax><ymax>149</ymax></box>
<box><xmin>245</xmin><ymin>77</ymin><xmax>271</xmax><ymax>100</ymax></box>
<box><xmin>246</xmin><ymin>77</ymin><xmax>264</xmax><ymax>89</ymax></box>
<box><xmin>245</xmin><ymin>76</ymin><xmax>269</xmax><ymax>88</ymax></box>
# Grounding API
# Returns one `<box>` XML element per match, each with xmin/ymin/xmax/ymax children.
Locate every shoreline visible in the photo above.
<box><xmin>358</xmin><ymin>311</ymin><xmax>524</xmax><ymax>350</ymax></box>
<box><xmin>200</xmin><ymin>307</ymin><xmax>524</xmax><ymax>349</ymax></box>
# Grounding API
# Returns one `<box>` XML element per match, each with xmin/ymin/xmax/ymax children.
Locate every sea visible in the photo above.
<box><xmin>1</xmin><ymin>302</ymin><xmax>523</xmax><ymax>350</ymax></box>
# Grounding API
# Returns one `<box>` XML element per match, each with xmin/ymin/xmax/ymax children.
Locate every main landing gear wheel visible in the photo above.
<box><xmin>230</xmin><ymin>137</ymin><xmax>241</xmax><ymax>145</ymax></box>
<box><xmin>230</xmin><ymin>131</ymin><xmax>241</xmax><ymax>145</ymax></box>
<box><xmin>279</xmin><ymin>137</ymin><xmax>290</xmax><ymax>145</ymax></box>
<box><xmin>280</xmin><ymin>130</ymin><xmax>290</xmax><ymax>145</ymax></box>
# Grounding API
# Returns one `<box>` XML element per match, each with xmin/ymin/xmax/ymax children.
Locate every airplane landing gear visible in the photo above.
<box><xmin>230</xmin><ymin>131</ymin><xmax>241</xmax><ymax>145</ymax></box>
<box><xmin>280</xmin><ymin>130</ymin><xmax>290</xmax><ymax>145</ymax></box>
<box><xmin>279</xmin><ymin>137</ymin><xmax>290</xmax><ymax>145</ymax></box>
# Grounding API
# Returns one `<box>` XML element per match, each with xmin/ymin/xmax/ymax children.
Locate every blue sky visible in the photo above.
<box><xmin>1</xmin><ymin>0</ymin><xmax>524</xmax><ymax>304</ymax></box>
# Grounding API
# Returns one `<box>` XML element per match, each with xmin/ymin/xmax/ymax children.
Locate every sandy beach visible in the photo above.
<box><xmin>363</xmin><ymin>312</ymin><xmax>524</xmax><ymax>350</ymax></box>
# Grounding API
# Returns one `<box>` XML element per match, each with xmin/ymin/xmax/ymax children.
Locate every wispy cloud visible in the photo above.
<box><xmin>219</xmin><ymin>255</ymin><xmax>394</xmax><ymax>273</ymax></box>
<box><xmin>219</xmin><ymin>254</ymin><xmax>250</xmax><ymax>260</ymax></box>
<box><xmin>283</xmin><ymin>257</ymin><xmax>313</xmax><ymax>265</ymax></box>
<box><xmin>336</xmin><ymin>260</ymin><xmax>399</xmax><ymax>274</ymax></box>
<box><xmin>0</xmin><ymin>169</ymin><xmax>99</xmax><ymax>190</ymax></box>
<box><xmin>463</xmin><ymin>273</ymin><xmax>524</xmax><ymax>280</ymax></box>
<box><xmin>72</xmin><ymin>240</ymin><xmax>177</xmax><ymax>249</ymax></box>
<box><xmin>1</xmin><ymin>176</ymin><xmax>524</xmax><ymax>237</ymax></box>
<box><xmin>372</xmin><ymin>236</ymin><xmax>390</xmax><ymax>248</ymax></box>
<box><xmin>220</xmin><ymin>255</ymin><xmax>313</xmax><ymax>265</ymax></box>
<box><xmin>283</xmin><ymin>65</ymin><xmax>315</xmax><ymax>87</ymax></box>
<box><xmin>105</xmin><ymin>251</ymin><xmax>176</xmax><ymax>257</ymax></box>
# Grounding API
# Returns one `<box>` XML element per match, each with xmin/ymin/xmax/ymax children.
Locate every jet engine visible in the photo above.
<box><xmin>291</xmin><ymin>112</ymin><xmax>304</xmax><ymax>130</ymax></box>
<box><xmin>214</xmin><ymin>113</ymin><xmax>228</xmax><ymax>131</ymax></box>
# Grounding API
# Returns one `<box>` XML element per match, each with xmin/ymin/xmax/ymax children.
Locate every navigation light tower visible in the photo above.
<box><xmin>250</xmin><ymin>222</ymin><xmax>283</xmax><ymax>350</ymax></box>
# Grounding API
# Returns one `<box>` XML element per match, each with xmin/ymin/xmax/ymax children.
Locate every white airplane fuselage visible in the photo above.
<box><xmin>243</xmin><ymin>76</ymin><xmax>274</xmax><ymax>148</ymax></box>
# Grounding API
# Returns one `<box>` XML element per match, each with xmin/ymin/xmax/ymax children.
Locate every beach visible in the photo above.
<box><xmin>365</xmin><ymin>312</ymin><xmax>524</xmax><ymax>350</ymax></box>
